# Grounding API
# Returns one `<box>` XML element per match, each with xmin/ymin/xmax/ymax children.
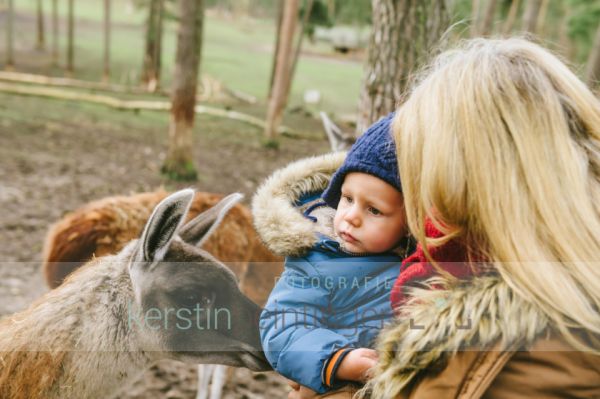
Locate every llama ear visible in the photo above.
<box><xmin>136</xmin><ymin>189</ymin><xmax>194</xmax><ymax>262</ymax></box>
<box><xmin>179</xmin><ymin>193</ymin><xmax>243</xmax><ymax>247</ymax></box>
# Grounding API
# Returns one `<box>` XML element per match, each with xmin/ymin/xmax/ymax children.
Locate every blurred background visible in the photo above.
<box><xmin>0</xmin><ymin>0</ymin><xmax>598</xmax><ymax>398</ymax></box>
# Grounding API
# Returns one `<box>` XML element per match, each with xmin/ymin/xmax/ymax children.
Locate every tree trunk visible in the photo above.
<box><xmin>264</xmin><ymin>0</ymin><xmax>299</xmax><ymax>142</ymax></box>
<box><xmin>470</xmin><ymin>0</ymin><xmax>481</xmax><ymax>37</ymax></box>
<box><xmin>162</xmin><ymin>0</ymin><xmax>204</xmax><ymax>180</ymax></box>
<box><xmin>103</xmin><ymin>0</ymin><xmax>111</xmax><ymax>82</ymax></box>
<box><xmin>327</xmin><ymin>0</ymin><xmax>335</xmax><ymax>20</ymax></box>
<box><xmin>66</xmin><ymin>0</ymin><xmax>75</xmax><ymax>76</ymax></box>
<box><xmin>51</xmin><ymin>0</ymin><xmax>59</xmax><ymax>66</ymax></box>
<box><xmin>284</xmin><ymin>0</ymin><xmax>315</xmax><ymax>107</ymax></box>
<box><xmin>535</xmin><ymin>0</ymin><xmax>549</xmax><ymax>36</ymax></box>
<box><xmin>355</xmin><ymin>0</ymin><xmax>449</xmax><ymax>135</ymax></box>
<box><xmin>153</xmin><ymin>0</ymin><xmax>164</xmax><ymax>91</ymax></box>
<box><xmin>267</xmin><ymin>0</ymin><xmax>284</xmax><ymax>101</ymax></box>
<box><xmin>502</xmin><ymin>0</ymin><xmax>520</xmax><ymax>35</ymax></box>
<box><xmin>36</xmin><ymin>0</ymin><xmax>45</xmax><ymax>50</ymax></box>
<box><xmin>478</xmin><ymin>0</ymin><xmax>498</xmax><ymax>36</ymax></box>
<box><xmin>141</xmin><ymin>0</ymin><xmax>165</xmax><ymax>92</ymax></box>
<box><xmin>586</xmin><ymin>23</ymin><xmax>600</xmax><ymax>88</ymax></box>
<box><xmin>558</xmin><ymin>0</ymin><xmax>574</xmax><ymax>60</ymax></box>
<box><xmin>522</xmin><ymin>0</ymin><xmax>542</xmax><ymax>34</ymax></box>
<box><xmin>141</xmin><ymin>0</ymin><xmax>157</xmax><ymax>86</ymax></box>
<box><xmin>5</xmin><ymin>0</ymin><xmax>14</xmax><ymax>69</ymax></box>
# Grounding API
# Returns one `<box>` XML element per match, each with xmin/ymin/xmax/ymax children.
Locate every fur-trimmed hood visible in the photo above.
<box><xmin>362</xmin><ymin>275</ymin><xmax>551</xmax><ymax>398</ymax></box>
<box><xmin>252</xmin><ymin>152</ymin><xmax>346</xmax><ymax>257</ymax></box>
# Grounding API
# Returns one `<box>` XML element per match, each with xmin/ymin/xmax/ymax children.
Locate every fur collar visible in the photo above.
<box><xmin>252</xmin><ymin>152</ymin><xmax>346</xmax><ymax>257</ymax></box>
<box><xmin>362</xmin><ymin>275</ymin><xmax>550</xmax><ymax>398</ymax></box>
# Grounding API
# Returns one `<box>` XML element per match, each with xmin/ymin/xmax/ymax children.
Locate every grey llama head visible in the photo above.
<box><xmin>127</xmin><ymin>189</ymin><xmax>270</xmax><ymax>370</ymax></box>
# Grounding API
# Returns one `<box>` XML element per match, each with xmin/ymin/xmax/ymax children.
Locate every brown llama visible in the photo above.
<box><xmin>42</xmin><ymin>189</ymin><xmax>282</xmax><ymax>306</ymax></box>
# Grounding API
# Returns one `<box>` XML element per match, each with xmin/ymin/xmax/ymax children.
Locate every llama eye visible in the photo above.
<box><xmin>177</xmin><ymin>291</ymin><xmax>215</xmax><ymax>309</ymax></box>
<box><xmin>200</xmin><ymin>292</ymin><xmax>216</xmax><ymax>307</ymax></box>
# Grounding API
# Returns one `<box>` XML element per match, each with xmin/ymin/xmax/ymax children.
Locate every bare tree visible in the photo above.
<box><xmin>586</xmin><ymin>23</ymin><xmax>600</xmax><ymax>88</ymax></box>
<box><xmin>51</xmin><ymin>0</ymin><xmax>59</xmax><ymax>66</ymax></box>
<box><xmin>478</xmin><ymin>0</ymin><xmax>498</xmax><ymax>36</ymax></box>
<box><xmin>522</xmin><ymin>0</ymin><xmax>542</xmax><ymax>34</ymax></box>
<box><xmin>103</xmin><ymin>0</ymin><xmax>111</xmax><ymax>82</ymax></box>
<box><xmin>558</xmin><ymin>0</ymin><xmax>574</xmax><ymax>60</ymax></box>
<box><xmin>355</xmin><ymin>0</ymin><xmax>449</xmax><ymax>135</ymax></box>
<box><xmin>502</xmin><ymin>0</ymin><xmax>521</xmax><ymax>35</ymax></box>
<box><xmin>284</xmin><ymin>0</ymin><xmax>315</xmax><ymax>107</ymax></box>
<box><xmin>141</xmin><ymin>0</ymin><xmax>165</xmax><ymax>92</ymax></box>
<box><xmin>264</xmin><ymin>0</ymin><xmax>299</xmax><ymax>142</ymax></box>
<box><xmin>162</xmin><ymin>0</ymin><xmax>205</xmax><ymax>180</ymax></box>
<box><xmin>327</xmin><ymin>0</ymin><xmax>335</xmax><ymax>20</ymax></box>
<box><xmin>535</xmin><ymin>0</ymin><xmax>549</xmax><ymax>36</ymax></box>
<box><xmin>470</xmin><ymin>0</ymin><xmax>481</xmax><ymax>37</ymax></box>
<box><xmin>66</xmin><ymin>0</ymin><xmax>75</xmax><ymax>76</ymax></box>
<box><xmin>5</xmin><ymin>0</ymin><xmax>14</xmax><ymax>69</ymax></box>
<box><xmin>267</xmin><ymin>1</ymin><xmax>284</xmax><ymax>101</ymax></box>
<box><xmin>36</xmin><ymin>0</ymin><xmax>45</xmax><ymax>50</ymax></box>
<box><xmin>153</xmin><ymin>0</ymin><xmax>164</xmax><ymax>90</ymax></box>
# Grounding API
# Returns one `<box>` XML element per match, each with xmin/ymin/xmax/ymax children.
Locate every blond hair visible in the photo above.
<box><xmin>395</xmin><ymin>38</ymin><xmax>600</xmax><ymax>348</ymax></box>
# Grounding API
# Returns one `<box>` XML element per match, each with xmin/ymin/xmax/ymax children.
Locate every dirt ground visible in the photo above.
<box><xmin>0</xmin><ymin>92</ymin><xmax>332</xmax><ymax>398</ymax></box>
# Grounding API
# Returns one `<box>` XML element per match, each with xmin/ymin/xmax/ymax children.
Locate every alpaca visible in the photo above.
<box><xmin>0</xmin><ymin>190</ymin><xmax>272</xmax><ymax>399</ymax></box>
<box><xmin>42</xmin><ymin>190</ymin><xmax>277</xmax><ymax>292</ymax></box>
<box><xmin>41</xmin><ymin>190</ymin><xmax>283</xmax><ymax>399</ymax></box>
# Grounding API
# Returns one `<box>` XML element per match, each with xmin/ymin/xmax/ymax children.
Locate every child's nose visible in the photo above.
<box><xmin>343</xmin><ymin>206</ymin><xmax>361</xmax><ymax>227</ymax></box>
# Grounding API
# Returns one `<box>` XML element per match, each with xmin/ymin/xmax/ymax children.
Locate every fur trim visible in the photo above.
<box><xmin>252</xmin><ymin>153</ymin><xmax>346</xmax><ymax>257</ymax></box>
<box><xmin>361</xmin><ymin>275</ymin><xmax>550</xmax><ymax>399</ymax></box>
<box><xmin>306</xmin><ymin>202</ymin><xmax>337</xmax><ymax>239</ymax></box>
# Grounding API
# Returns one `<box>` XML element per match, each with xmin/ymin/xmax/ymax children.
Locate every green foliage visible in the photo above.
<box><xmin>450</xmin><ymin>0</ymin><xmax>473</xmax><ymax>23</ymax></box>
<box><xmin>498</xmin><ymin>0</ymin><xmax>516</xmax><ymax>16</ymax></box>
<box><xmin>302</xmin><ymin>0</ymin><xmax>333</xmax><ymax>27</ymax></box>
<box><xmin>302</xmin><ymin>0</ymin><xmax>334</xmax><ymax>40</ymax></box>
<box><xmin>567</xmin><ymin>0</ymin><xmax>600</xmax><ymax>62</ymax></box>
<box><xmin>333</xmin><ymin>0</ymin><xmax>371</xmax><ymax>25</ymax></box>
<box><xmin>448</xmin><ymin>0</ymin><xmax>600</xmax><ymax>67</ymax></box>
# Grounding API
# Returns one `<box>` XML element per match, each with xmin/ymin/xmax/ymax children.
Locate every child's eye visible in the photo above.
<box><xmin>342</xmin><ymin>195</ymin><xmax>353</xmax><ymax>204</ymax></box>
<box><xmin>368</xmin><ymin>207</ymin><xmax>382</xmax><ymax>216</ymax></box>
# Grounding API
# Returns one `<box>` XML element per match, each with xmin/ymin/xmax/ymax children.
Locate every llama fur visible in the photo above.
<box><xmin>42</xmin><ymin>190</ymin><xmax>282</xmax><ymax>306</ymax></box>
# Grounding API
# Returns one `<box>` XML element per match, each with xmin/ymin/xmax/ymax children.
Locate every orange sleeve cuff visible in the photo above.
<box><xmin>324</xmin><ymin>348</ymin><xmax>353</xmax><ymax>387</ymax></box>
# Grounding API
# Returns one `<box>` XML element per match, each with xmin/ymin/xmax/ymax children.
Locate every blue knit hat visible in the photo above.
<box><xmin>322</xmin><ymin>112</ymin><xmax>401</xmax><ymax>208</ymax></box>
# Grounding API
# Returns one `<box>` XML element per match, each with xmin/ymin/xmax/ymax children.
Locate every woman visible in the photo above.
<box><xmin>365</xmin><ymin>38</ymin><xmax>600</xmax><ymax>398</ymax></box>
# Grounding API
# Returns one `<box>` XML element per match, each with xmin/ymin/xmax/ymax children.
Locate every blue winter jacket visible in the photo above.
<box><xmin>259</xmin><ymin>201</ymin><xmax>402</xmax><ymax>393</ymax></box>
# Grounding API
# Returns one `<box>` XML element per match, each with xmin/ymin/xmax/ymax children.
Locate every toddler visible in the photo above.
<box><xmin>259</xmin><ymin>113</ymin><xmax>411</xmax><ymax>395</ymax></box>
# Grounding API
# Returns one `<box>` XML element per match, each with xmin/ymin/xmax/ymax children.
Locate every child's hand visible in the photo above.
<box><xmin>335</xmin><ymin>348</ymin><xmax>378</xmax><ymax>382</ymax></box>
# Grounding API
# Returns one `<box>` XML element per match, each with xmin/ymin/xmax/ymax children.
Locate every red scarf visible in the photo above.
<box><xmin>390</xmin><ymin>219</ymin><xmax>475</xmax><ymax>310</ymax></box>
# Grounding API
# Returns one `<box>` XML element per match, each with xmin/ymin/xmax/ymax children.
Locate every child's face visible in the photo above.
<box><xmin>333</xmin><ymin>172</ymin><xmax>407</xmax><ymax>254</ymax></box>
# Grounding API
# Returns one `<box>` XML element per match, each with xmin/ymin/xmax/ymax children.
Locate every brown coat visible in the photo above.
<box><xmin>364</xmin><ymin>276</ymin><xmax>600</xmax><ymax>399</ymax></box>
<box><xmin>402</xmin><ymin>337</ymin><xmax>600</xmax><ymax>398</ymax></box>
